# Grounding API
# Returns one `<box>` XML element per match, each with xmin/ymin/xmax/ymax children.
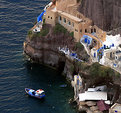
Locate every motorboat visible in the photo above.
<box><xmin>25</xmin><ymin>88</ymin><xmax>45</xmax><ymax>99</ymax></box>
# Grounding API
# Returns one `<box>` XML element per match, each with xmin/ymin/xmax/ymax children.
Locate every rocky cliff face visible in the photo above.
<box><xmin>24</xmin><ymin>24</ymin><xmax>121</xmax><ymax>84</ymax></box>
<box><xmin>24</xmin><ymin>24</ymin><xmax>86</xmax><ymax>80</ymax></box>
<box><xmin>78</xmin><ymin>0</ymin><xmax>121</xmax><ymax>34</ymax></box>
<box><xmin>24</xmin><ymin>23</ymin><xmax>121</xmax><ymax>106</ymax></box>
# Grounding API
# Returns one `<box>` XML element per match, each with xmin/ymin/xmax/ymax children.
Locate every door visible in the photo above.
<box><xmin>84</xmin><ymin>38</ymin><xmax>87</xmax><ymax>43</ymax></box>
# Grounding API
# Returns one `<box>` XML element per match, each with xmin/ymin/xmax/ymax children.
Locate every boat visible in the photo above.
<box><xmin>25</xmin><ymin>88</ymin><xmax>45</xmax><ymax>99</ymax></box>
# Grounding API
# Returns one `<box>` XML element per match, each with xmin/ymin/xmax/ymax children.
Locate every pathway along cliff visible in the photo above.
<box><xmin>24</xmin><ymin>23</ymin><xmax>121</xmax><ymax>112</ymax></box>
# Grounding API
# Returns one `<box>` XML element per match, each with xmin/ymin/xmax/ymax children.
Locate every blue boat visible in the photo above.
<box><xmin>25</xmin><ymin>88</ymin><xmax>45</xmax><ymax>99</ymax></box>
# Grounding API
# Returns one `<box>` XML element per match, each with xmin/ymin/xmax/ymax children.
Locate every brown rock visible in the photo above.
<box><xmin>90</xmin><ymin>106</ymin><xmax>98</xmax><ymax>111</ymax></box>
<box><xmin>79</xmin><ymin>101</ymin><xmax>86</xmax><ymax>106</ymax></box>
<box><xmin>94</xmin><ymin>110</ymin><xmax>103</xmax><ymax>113</ymax></box>
<box><xmin>86</xmin><ymin>101</ymin><xmax>97</xmax><ymax>106</ymax></box>
<box><xmin>78</xmin><ymin>0</ymin><xmax>121</xmax><ymax>33</ymax></box>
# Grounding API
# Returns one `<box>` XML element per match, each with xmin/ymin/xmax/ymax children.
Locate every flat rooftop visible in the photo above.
<box><xmin>57</xmin><ymin>10</ymin><xmax>82</xmax><ymax>22</ymax></box>
<box><xmin>79</xmin><ymin>91</ymin><xmax>107</xmax><ymax>101</ymax></box>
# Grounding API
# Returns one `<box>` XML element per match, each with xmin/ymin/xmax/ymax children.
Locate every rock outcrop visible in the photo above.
<box><xmin>24</xmin><ymin>1</ymin><xmax>121</xmax><ymax>112</ymax></box>
<box><xmin>24</xmin><ymin>24</ymin><xmax>87</xmax><ymax>80</ymax></box>
<box><xmin>78</xmin><ymin>0</ymin><xmax>121</xmax><ymax>34</ymax></box>
<box><xmin>24</xmin><ymin>24</ymin><xmax>121</xmax><ymax>83</ymax></box>
<box><xmin>24</xmin><ymin>24</ymin><xmax>121</xmax><ymax>109</ymax></box>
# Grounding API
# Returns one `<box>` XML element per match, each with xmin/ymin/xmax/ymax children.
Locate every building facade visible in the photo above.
<box><xmin>45</xmin><ymin>0</ymin><xmax>106</xmax><ymax>49</ymax></box>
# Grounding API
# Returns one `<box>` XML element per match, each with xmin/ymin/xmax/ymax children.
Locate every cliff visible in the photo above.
<box><xmin>24</xmin><ymin>23</ymin><xmax>121</xmax><ymax>85</ymax></box>
<box><xmin>24</xmin><ymin>24</ymin><xmax>89</xmax><ymax>78</ymax></box>
<box><xmin>24</xmin><ymin>24</ymin><xmax>121</xmax><ymax>112</ymax></box>
<box><xmin>23</xmin><ymin>1</ymin><xmax>121</xmax><ymax>112</ymax></box>
<box><xmin>78</xmin><ymin>0</ymin><xmax>121</xmax><ymax>34</ymax></box>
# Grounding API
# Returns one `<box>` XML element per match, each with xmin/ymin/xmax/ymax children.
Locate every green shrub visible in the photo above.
<box><xmin>28</xmin><ymin>30</ymin><xmax>33</xmax><ymax>39</ymax></box>
<box><xmin>28</xmin><ymin>27</ymin><xmax>49</xmax><ymax>40</ymax></box>
<box><xmin>42</xmin><ymin>18</ymin><xmax>46</xmax><ymax>27</ymax></box>
<box><xmin>32</xmin><ymin>28</ymin><xmax>49</xmax><ymax>37</ymax></box>
<box><xmin>70</xmin><ymin>32</ymin><xmax>74</xmax><ymax>37</ymax></box>
<box><xmin>28</xmin><ymin>30</ymin><xmax>32</xmax><ymax>35</ymax></box>
<box><xmin>40</xmin><ymin>28</ymin><xmax>49</xmax><ymax>36</ymax></box>
<box><xmin>115</xmin><ymin>71</ymin><xmax>120</xmax><ymax>77</ymax></box>
<box><xmin>43</xmin><ymin>18</ymin><xmax>45</xmax><ymax>24</ymax></box>
<box><xmin>89</xmin><ymin>63</ymin><xmax>115</xmax><ymax>78</ymax></box>
<box><xmin>53</xmin><ymin>23</ymin><xmax>67</xmax><ymax>34</ymax></box>
<box><xmin>33</xmin><ymin>32</ymin><xmax>41</xmax><ymax>38</ymax></box>
<box><xmin>79</xmin><ymin>62</ymin><xmax>88</xmax><ymax>70</ymax></box>
<box><xmin>99</xmin><ymin>66</ymin><xmax>110</xmax><ymax>77</ymax></box>
<box><xmin>89</xmin><ymin>63</ymin><xmax>101</xmax><ymax>77</ymax></box>
<box><xmin>75</xmin><ymin>42</ymin><xmax>84</xmax><ymax>50</ymax></box>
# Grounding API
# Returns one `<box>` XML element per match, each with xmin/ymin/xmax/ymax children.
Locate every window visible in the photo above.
<box><xmin>80</xmin><ymin>29</ymin><xmax>82</xmax><ymax>33</ymax></box>
<box><xmin>63</xmin><ymin>18</ymin><xmax>66</xmax><ymax>23</ymax></box>
<box><xmin>94</xmin><ymin>28</ymin><xmax>96</xmax><ymax>32</ymax></box>
<box><xmin>48</xmin><ymin>16</ymin><xmax>50</xmax><ymax>18</ymax></box>
<box><xmin>91</xmin><ymin>29</ymin><xmax>93</xmax><ymax>33</ymax></box>
<box><xmin>75</xmin><ymin>29</ymin><xmax>78</xmax><ymax>32</ymax></box>
<box><xmin>110</xmin><ymin>52</ymin><xmax>112</xmax><ymax>58</ymax></box>
<box><xmin>51</xmin><ymin>17</ymin><xmax>52</xmax><ymax>19</ymax></box>
<box><xmin>72</xmin><ymin>22</ymin><xmax>74</xmax><ymax>27</ymax></box>
<box><xmin>68</xmin><ymin>20</ymin><xmax>71</xmax><ymax>25</ymax></box>
<box><xmin>59</xmin><ymin>16</ymin><xmax>62</xmax><ymax>21</ymax></box>
<box><xmin>85</xmin><ymin>29</ymin><xmax>87</xmax><ymax>33</ymax></box>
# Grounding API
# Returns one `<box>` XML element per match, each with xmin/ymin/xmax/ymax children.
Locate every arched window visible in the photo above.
<box><xmin>94</xmin><ymin>28</ymin><xmax>96</xmax><ymax>33</ymax></box>
<box><xmin>85</xmin><ymin>29</ymin><xmax>87</xmax><ymax>33</ymax></box>
<box><xmin>63</xmin><ymin>18</ymin><xmax>66</xmax><ymax>23</ymax></box>
<box><xmin>91</xmin><ymin>29</ymin><xmax>93</xmax><ymax>33</ymax></box>
<box><xmin>59</xmin><ymin>16</ymin><xmax>62</xmax><ymax>21</ymax></box>
<box><xmin>68</xmin><ymin>20</ymin><xmax>71</xmax><ymax>25</ymax></box>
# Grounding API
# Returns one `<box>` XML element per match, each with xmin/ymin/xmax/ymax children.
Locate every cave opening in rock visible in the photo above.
<box><xmin>58</xmin><ymin>61</ymin><xmax>65</xmax><ymax>73</ymax></box>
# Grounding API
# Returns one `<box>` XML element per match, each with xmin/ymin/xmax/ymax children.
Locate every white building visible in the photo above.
<box><xmin>79</xmin><ymin>91</ymin><xmax>107</xmax><ymax>101</ymax></box>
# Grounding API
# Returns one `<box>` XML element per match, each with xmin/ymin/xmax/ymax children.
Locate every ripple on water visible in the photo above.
<box><xmin>0</xmin><ymin>0</ymin><xmax>77</xmax><ymax>113</ymax></box>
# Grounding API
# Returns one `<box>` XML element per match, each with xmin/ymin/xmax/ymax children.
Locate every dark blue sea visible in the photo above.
<box><xmin>0</xmin><ymin>0</ymin><xmax>77</xmax><ymax>113</ymax></box>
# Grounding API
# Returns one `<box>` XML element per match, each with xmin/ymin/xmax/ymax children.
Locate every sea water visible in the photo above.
<box><xmin>0</xmin><ymin>0</ymin><xmax>77</xmax><ymax>113</ymax></box>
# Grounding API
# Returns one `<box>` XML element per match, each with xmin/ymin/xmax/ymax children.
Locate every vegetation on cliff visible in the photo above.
<box><xmin>75</xmin><ymin>61</ymin><xmax>121</xmax><ymax>86</ymax></box>
<box><xmin>53</xmin><ymin>23</ymin><xmax>67</xmax><ymax>34</ymax></box>
<box><xmin>28</xmin><ymin>25</ymin><xmax>49</xmax><ymax>40</ymax></box>
<box><xmin>25</xmin><ymin>22</ymin><xmax>121</xmax><ymax>89</ymax></box>
<box><xmin>53</xmin><ymin>23</ymin><xmax>74</xmax><ymax>38</ymax></box>
<box><xmin>75</xmin><ymin>42</ymin><xmax>84</xmax><ymax>50</ymax></box>
<box><xmin>74</xmin><ymin>42</ymin><xmax>89</xmax><ymax>61</ymax></box>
